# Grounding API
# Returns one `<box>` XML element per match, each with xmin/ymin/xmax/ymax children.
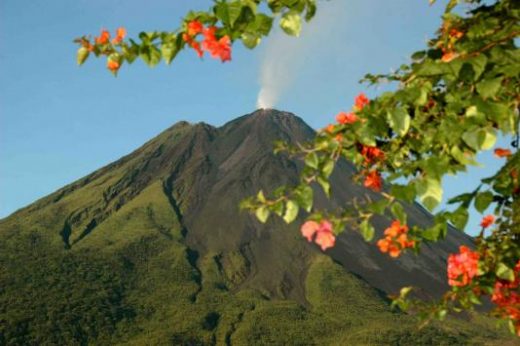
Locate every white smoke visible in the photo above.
<box><xmin>256</xmin><ymin>1</ymin><xmax>348</xmax><ymax>109</ymax></box>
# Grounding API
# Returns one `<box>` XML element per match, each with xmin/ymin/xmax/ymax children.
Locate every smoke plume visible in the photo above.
<box><xmin>256</xmin><ymin>1</ymin><xmax>348</xmax><ymax>109</ymax></box>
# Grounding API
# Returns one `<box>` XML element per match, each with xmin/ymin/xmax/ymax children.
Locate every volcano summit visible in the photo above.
<box><xmin>0</xmin><ymin>110</ymin><xmax>506</xmax><ymax>345</ymax></box>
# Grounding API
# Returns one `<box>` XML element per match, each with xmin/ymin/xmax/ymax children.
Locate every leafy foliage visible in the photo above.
<box><xmin>74</xmin><ymin>0</ymin><xmax>520</xmax><ymax>336</ymax></box>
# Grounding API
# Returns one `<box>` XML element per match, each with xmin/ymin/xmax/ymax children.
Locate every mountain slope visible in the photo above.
<box><xmin>0</xmin><ymin>110</ymin><xmax>510</xmax><ymax>345</ymax></box>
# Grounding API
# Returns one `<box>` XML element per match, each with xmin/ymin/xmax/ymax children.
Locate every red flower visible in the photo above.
<box><xmin>447</xmin><ymin>245</ymin><xmax>479</xmax><ymax>287</ymax></box>
<box><xmin>336</xmin><ymin>112</ymin><xmax>357</xmax><ymax>125</ymax></box>
<box><xmin>203</xmin><ymin>32</ymin><xmax>231</xmax><ymax>62</ymax></box>
<box><xmin>364</xmin><ymin>170</ymin><xmax>382</xmax><ymax>192</ymax></box>
<box><xmin>360</xmin><ymin>145</ymin><xmax>385</xmax><ymax>164</ymax></box>
<box><xmin>95</xmin><ymin>29</ymin><xmax>110</xmax><ymax>45</ymax></box>
<box><xmin>300</xmin><ymin>220</ymin><xmax>336</xmax><ymax>251</ymax></box>
<box><xmin>494</xmin><ymin>148</ymin><xmax>512</xmax><ymax>158</ymax></box>
<box><xmin>480</xmin><ymin>215</ymin><xmax>495</xmax><ymax>228</ymax></box>
<box><xmin>187</xmin><ymin>20</ymin><xmax>204</xmax><ymax>36</ymax></box>
<box><xmin>112</xmin><ymin>27</ymin><xmax>126</xmax><ymax>44</ymax></box>
<box><xmin>491</xmin><ymin>262</ymin><xmax>520</xmax><ymax>335</ymax></box>
<box><xmin>354</xmin><ymin>93</ymin><xmax>369</xmax><ymax>110</ymax></box>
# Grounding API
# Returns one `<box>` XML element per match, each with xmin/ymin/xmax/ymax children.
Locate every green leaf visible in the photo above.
<box><xmin>317</xmin><ymin>176</ymin><xmax>330</xmax><ymax>197</ymax></box>
<box><xmin>280</xmin><ymin>11</ymin><xmax>302</xmax><ymax>37</ymax></box>
<box><xmin>304</xmin><ymin>0</ymin><xmax>317</xmax><ymax>21</ymax></box>
<box><xmin>321</xmin><ymin>159</ymin><xmax>335</xmax><ymax>178</ymax></box>
<box><xmin>368</xmin><ymin>198</ymin><xmax>391</xmax><ymax>215</ymax></box>
<box><xmin>305</xmin><ymin>152</ymin><xmax>319</xmax><ymax>169</ymax></box>
<box><xmin>416</xmin><ymin>178</ymin><xmax>443</xmax><ymax>211</ymax></box>
<box><xmin>469</xmin><ymin>54</ymin><xmax>487</xmax><ymax>80</ymax></box>
<box><xmin>160</xmin><ymin>42</ymin><xmax>179</xmax><ymax>65</ymax></box>
<box><xmin>76</xmin><ymin>47</ymin><xmax>89</xmax><ymax>65</ymax></box>
<box><xmin>387</xmin><ymin>107</ymin><xmax>411</xmax><ymax>137</ymax></box>
<box><xmin>140</xmin><ymin>44</ymin><xmax>161</xmax><ymax>67</ymax></box>
<box><xmin>295</xmin><ymin>185</ymin><xmax>313</xmax><ymax>212</ymax></box>
<box><xmin>390</xmin><ymin>203</ymin><xmax>407</xmax><ymax>224</ymax></box>
<box><xmin>241</xmin><ymin>32</ymin><xmax>261</xmax><ymax>49</ymax></box>
<box><xmin>255</xmin><ymin>206</ymin><xmax>269</xmax><ymax>223</ymax></box>
<box><xmin>474</xmin><ymin>191</ymin><xmax>493</xmax><ymax>213</ymax></box>
<box><xmin>449</xmin><ymin>207</ymin><xmax>469</xmax><ymax>230</ymax></box>
<box><xmin>422</xmin><ymin>222</ymin><xmax>446</xmax><ymax>241</ymax></box>
<box><xmin>390</xmin><ymin>184</ymin><xmax>416</xmax><ymax>203</ymax></box>
<box><xmin>227</xmin><ymin>1</ymin><xmax>244</xmax><ymax>27</ymax></box>
<box><xmin>476</xmin><ymin>77</ymin><xmax>503</xmax><ymax>99</ymax></box>
<box><xmin>257</xmin><ymin>190</ymin><xmax>266</xmax><ymax>203</ymax></box>
<box><xmin>283</xmin><ymin>200</ymin><xmax>299</xmax><ymax>223</ymax></box>
<box><xmin>462</xmin><ymin>128</ymin><xmax>496</xmax><ymax>151</ymax></box>
<box><xmin>448</xmin><ymin>191</ymin><xmax>475</xmax><ymax>207</ymax></box>
<box><xmin>253</xmin><ymin>14</ymin><xmax>274</xmax><ymax>36</ymax></box>
<box><xmin>272</xmin><ymin>200</ymin><xmax>284</xmax><ymax>216</ymax></box>
<box><xmin>450</xmin><ymin>146</ymin><xmax>477</xmax><ymax>165</ymax></box>
<box><xmin>496</xmin><ymin>263</ymin><xmax>515</xmax><ymax>282</ymax></box>
<box><xmin>360</xmin><ymin>219</ymin><xmax>375</xmax><ymax>242</ymax></box>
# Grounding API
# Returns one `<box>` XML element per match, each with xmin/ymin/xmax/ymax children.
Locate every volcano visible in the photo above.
<box><xmin>0</xmin><ymin>110</ymin><xmax>507</xmax><ymax>345</ymax></box>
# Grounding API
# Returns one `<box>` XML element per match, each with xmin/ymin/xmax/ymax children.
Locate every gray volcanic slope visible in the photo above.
<box><xmin>0</xmin><ymin>109</ymin><xmax>481</xmax><ymax>345</ymax></box>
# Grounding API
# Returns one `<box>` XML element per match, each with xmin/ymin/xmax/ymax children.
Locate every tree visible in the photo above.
<box><xmin>75</xmin><ymin>0</ymin><xmax>520</xmax><ymax>336</ymax></box>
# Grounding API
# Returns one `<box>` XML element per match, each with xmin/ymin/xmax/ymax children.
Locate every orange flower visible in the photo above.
<box><xmin>335</xmin><ymin>134</ymin><xmax>343</xmax><ymax>142</ymax></box>
<box><xmin>449</xmin><ymin>28</ymin><xmax>464</xmax><ymax>39</ymax></box>
<box><xmin>441</xmin><ymin>51</ymin><xmax>457</xmax><ymax>62</ymax></box>
<box><xmin>364</xmin><ymin>170</ymin><xmax>382</xmax><ymax>192</ymax></box>
<box><xmin>187</xmin><ymin>20</ymin><xmax>203</xmax><ymax>36</ymax></box>
<box><xmin>182</xmin><ymin>33</ymin><xmax>192</xmax><ymax>43</ymax></box>
<box><xmin>355</xmin><ymin>93</ymin><xmax>369</xmax><ymax>110</ymax></box>
<box><xmin>325</xmin><ymin>124</ymin><xmax>335</xmax><ymax>134</ymax></box>
<box><xmin>336</xmin><ymin>111</ymin><xmax>357</xmax><ymax>124</ymax></box>
<box><xmin>377</xmin><ymin>238</ymin><xmax>390</xmax><ymax>252</ymax></box>
<box><xmin>480</xmin><ymin>215</ymin><xmax>495</xmax><ymax>228</ymax></box>
<box><xmin>377</xmin><ymin>220</ymin><xmax>413</xmax><ymax>258</ymax></box>
<box><xmin>388</xmin><ymin>245</ymin><xmax>401</xmax><ymax>258</ymax></box>
<box><xmin>107</xmin><ymin>60</ymin><xmax>120</xmax><ymax>72</ymax></box>
<box><xmin>447</xmin><ymin>245</ymin><xmax>479</xmax><ymax>287</ymax></box>
<box><xmin>112</xmin><ymin>27</ymin><xmax>126</xmax><ymax>44</ymax></box>
<box><xmin>95</xmin><ymin>29</ymin><xmax>110</xmax><ymax>45</ymax></box>
<box><xmin>494</xmin><ymin>148</ymin><xmax>512</xmax><ymax>158</ymax></box>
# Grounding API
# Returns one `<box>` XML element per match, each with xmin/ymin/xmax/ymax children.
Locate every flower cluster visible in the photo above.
<box><xmin>364</xmin><ymin>170</ymin><xmax>383</xmax><ymax>192</ymax></box>
<box><xmin>480</xmin><ymin>214</ymin><xmax>495</xmax><ymax>229</ymax></box>
<box><xmin>300</xmin><ymin>220</ymin><xmax>336</xmax><ymax>251</ymax></box>
<box><xmin>360</xmin><ymin>144</ymin><xmax>384</xmax><ymax>192</ymax></box>
<box><xmin>328</xmin><ymin>93</ymin><xmax>385</xmax><ymax>193</ymax></box>
<box><xmin>447</xmin><ymin>245</ymin><xmax>480</xmax><ymax>287</ymax></box>
<box><xmin>360</xmin><ymin>145</ymin><xmax>385</xmax><ymax>166</ymax></box>
<box><xmin>494</xmin><ymin>147</ymin><xmax>512</xmax><ymax>158</ymax></box>
<box><xmin>492</xmin><ymin>261</ymin><xmax>520</xmax><ymax>336</ymax></box>
<box><xmin>336</xmin><ymin>111</ymin><xmax>357</xmax><ymax>125</ymax></box>
<box><xmin>182</xmin><ymin>20</ymin><xmax>231</xmax><ymax>62</ymax></box>
<box><xmin>78</xmin><ymin>28</ymin><xmax>127</xmax><ymax>73</ymax></box>
<box><xmin>439</xmin><ymin>24</ymin><xmax>464</xmax><ymax>63</ymax></box>
<box><xmin>377</xmin><ymin>220</ymin><xmax>414</xmax><ymax>258</ymax></box>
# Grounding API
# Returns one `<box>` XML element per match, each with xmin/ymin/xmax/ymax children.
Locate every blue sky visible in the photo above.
<box><xmin>0</xmin><ymin>0</ymin><xmax>505</xmax><ymax>234</ymax></box>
